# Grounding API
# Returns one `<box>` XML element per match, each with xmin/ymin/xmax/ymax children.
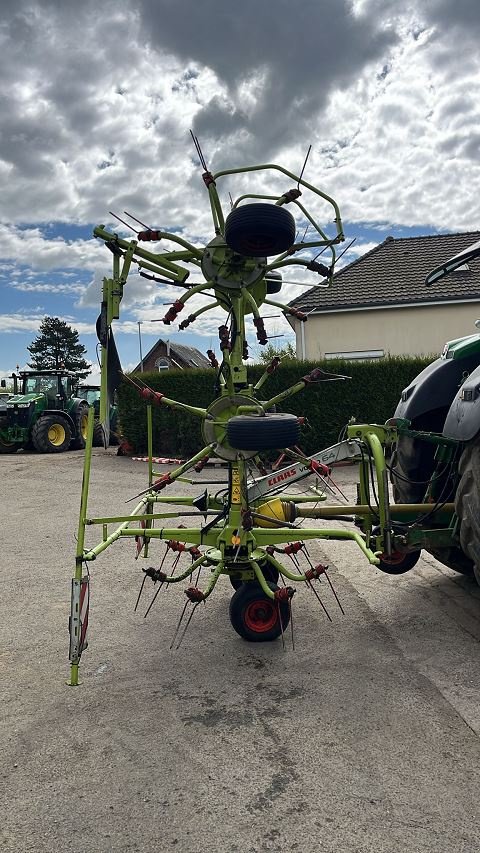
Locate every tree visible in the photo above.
<box><xmin>255</xmin><ymin>341</ymin><xmax>297</xmax><ymax>364</ymax></box>
<box><xmin>27</xmin><ymin>317</ymin><xmax>90</xmax><ymax>377</ymax></box>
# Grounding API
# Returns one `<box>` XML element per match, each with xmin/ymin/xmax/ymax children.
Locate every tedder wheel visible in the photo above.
<box><xmin>71</xmin><ymin>403</ymin><xmax>89</xmax><ymax>450</ymax></box>
<box><xmin>229</xmin><ymin>581</ymin><xmax>290</xmax><ymax>642</ymax></box>
<box><xmin>227</xmin><ymin>413</ymin><xmax>300</xmax><ymax>452</ymax></box>
<box><xmin>224</xmin><ymin>203</ymin><xmax>296</xmax><ymax>258</ymax></box>
<box><xmin>376</xmin><ymin>550</ymin><xmax>421</xmax><ymax>575</ymax></box>
<box><xmin>31</xmin><ymin>415</ymin><xmax>72</xmax><ymax>453</ymax></box>
<box><xmin>229</xmin><ymin>563</ymin><xmax>280</xmax><ymax>591</ymax></box>
<box><xmin>455</xmin><ymin>436</ymin><xmax>480</xmax><ymax>585</ymax></box>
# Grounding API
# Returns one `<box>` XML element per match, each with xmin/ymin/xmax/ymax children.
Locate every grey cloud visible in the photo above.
<box><xmin>137</xmin><ymin>0</ymin><xmax>399</xmax><ymax>160</ymax></box>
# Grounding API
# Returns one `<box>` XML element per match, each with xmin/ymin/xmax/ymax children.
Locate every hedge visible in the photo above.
<box><xmin>117</xmin><ymin>356</ymin><xmax>433</xmax><ymax>457</ymax></box>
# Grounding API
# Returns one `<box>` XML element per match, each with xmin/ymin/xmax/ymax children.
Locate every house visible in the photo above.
<box><xmin>287</xmin><ymin>231</ymin><xmax>480</xmax><ymax>360</ymax></box>
<box><xmin>132</xmin><ymin>339</ymin><xmax>211</xmax><ymax>373</ymax></box>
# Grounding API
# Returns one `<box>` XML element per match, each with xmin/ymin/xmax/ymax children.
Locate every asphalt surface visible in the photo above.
<box><xmin>1</xmin><ymin>448</ymin><xmax>480</xmax><ymax>853</ymax></box>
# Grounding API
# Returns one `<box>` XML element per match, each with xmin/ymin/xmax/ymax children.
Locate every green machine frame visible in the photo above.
<box><xmin>68</xmin><ymin>160</ymin><xmax>463</xmax><ymax>684</ymax></box>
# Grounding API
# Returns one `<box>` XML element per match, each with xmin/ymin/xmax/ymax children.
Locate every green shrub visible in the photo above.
<box><xmin>117</xmin><ymin>356</ymin><xmax>432</xmax><ymax>456</ymax></box>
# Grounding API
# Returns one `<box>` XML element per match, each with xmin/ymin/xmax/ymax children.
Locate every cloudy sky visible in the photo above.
<box><xmin>1</xmin><ymin>0</ymin><xmax>479</xmax><ymax>379</ymax></box>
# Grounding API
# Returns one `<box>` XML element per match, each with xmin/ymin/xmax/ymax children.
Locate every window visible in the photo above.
<box><xmin>155</xmin><ymin>357</ymin><xmax>170</xmax><ymax>370</ymax></box>
<box><xmin>324</xmin><ymin>349</ymin><xmax>385</xmax><ymax>361</ymax></box>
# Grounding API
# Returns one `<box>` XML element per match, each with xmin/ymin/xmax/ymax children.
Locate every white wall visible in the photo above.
<box><xmin>294</xmin><ymin>302</ymin><xmax>480</xmax><ymax>359</ymax></box>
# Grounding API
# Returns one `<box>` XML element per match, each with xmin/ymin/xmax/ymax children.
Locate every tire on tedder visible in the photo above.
<box><xmin>71</xmin><ymin>402</ymin><xmax>89</xmax><ymax>450</ymax></box>
<box><xmin>455</xmin><ymin>435</ymin><xmax>480</xmax><ymax>584</ymax></box>
<box><xmin>229</xmin><ymin>581</ymin><xmax>290</xmax><ymax>642</ymax></box>
<box><xmin>227</xmin><ymin>413</ymin><xmax>300</xmax><ymax>452</ymax></box>
<box><xmin>224</xmin><ymin>203</ymin><xmax>296</xmax><ymax>258</ymax></box>
<box><xmin>31</xmin><ymin>415</ymin><xmax>72</xmax><ymax>453</ymax></box>
<box><xmin>376</xmin><ymin>550</ymin><xmax>421</xmax><ymax>575</ymax></box>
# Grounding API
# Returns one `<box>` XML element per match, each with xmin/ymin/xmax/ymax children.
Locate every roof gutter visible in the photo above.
<box><xmin>300</xmin><ymin>296</ymin><xmax>480</xmax><ymax>316</ymax></box>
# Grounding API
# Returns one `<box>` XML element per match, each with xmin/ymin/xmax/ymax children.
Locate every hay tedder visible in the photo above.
<box><xmin>68</xmin><ymin>149</ymin><xmax>472</xmax><ymax>684</ymax></box>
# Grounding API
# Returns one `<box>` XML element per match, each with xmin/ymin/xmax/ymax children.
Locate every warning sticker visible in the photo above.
<box><xmin>231</xmin><ymin>468</ymin><xmax>241</xmax><ymax>503</ymax></box>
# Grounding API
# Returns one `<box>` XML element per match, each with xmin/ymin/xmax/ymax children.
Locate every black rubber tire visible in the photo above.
<box><xmin>229</xmin><ymin>581</ymin><xmax>290</xmax><ymax>642</ymax></box>
<box><xmin>227</xmin><ymin>413</ymin><xmax>300</xmax><ymax>451</ymax></box>
<box><xmin>455</xmin><ymin>436</ymin><xmax>480</xmax><ymax>584</ymax></box>
<box><xmin>390</xmin><ymin>409</ymin><xmax>473</xmax><ymax>576</ymax></box>
<box><xmin>31</xmin><ymin>415</ymin><xmax>72</xmax><ymax>453</ymax></box>
<box><xmin>93</xmin><ymin>422</ymin><xmax>106</xmax><ymax>447</ymax></box>
<box><xmin>225</xmin><ymin>203</ymin><xmax>295</xmax><ymax>258</ymax></box>
<box><xmin>265</xmin><ymin>273</ymin><xmax>283</xmax><ymax>294</ymax></box>
<box><xmin>229</xmin><ymin>563</ymin><xmax>279</xmax><ymax>591</ymax></box>
<box><xmin>376</xmin><ymin>550</ymin><xmax>421</xmax><ymax>575</ymax></box>
<box><xmin>0</xmin><ymin>435</ymin><xmax>17</xmax><ymax>453</ymax></box>
<box><xmin>71</xmin><ymin>403</ymin><xmax>89</xmax><ymax>450</ymax></box>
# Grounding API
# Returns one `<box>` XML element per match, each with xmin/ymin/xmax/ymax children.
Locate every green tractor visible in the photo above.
<box><xmin>77</xmin><ymin>384</ymin><xmax>119</xmax><ymax>446</ymax></box>
<box><xmin>0</xmin><ymin>370</ymin><xmax>90</xmax><ymax>454</ymax></box>
<box><xmin>391</xmin><ymin>238</ymin><xmax>480</xmax><ymax>581</ymax></box>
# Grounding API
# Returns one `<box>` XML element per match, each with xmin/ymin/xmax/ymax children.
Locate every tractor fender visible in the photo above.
<box><xmin>42</xmin><ymin>409</ymin><xmax>76</xmax><ymax>432</ymax></box>
<box><xmin>394</xmin><ymin>351</ymin><xmax>480</xmax><ymax>424</ymax></box>
<box><xmin>443</xmin><ymin>364</ymin><xmax>480</xmax><ymax>441</ymax></box>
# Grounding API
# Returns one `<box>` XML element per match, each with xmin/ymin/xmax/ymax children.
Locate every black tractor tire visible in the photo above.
<box><xmin>390</xmin><ymin>409</ymin><xmax>473</xmax><ymax>576</ymax></box>
<box><xmin>31</xmin><ymin>415</ymin><xmax>72</xmax><ymax>453</ymax></box>
<box><xmin>93</xmin><ymin>422</ymin><xmax>106</xmax><ymax>447</ymax></box>
<box><xmin>229</xmin><ymin>563</ymin><xmax>279</xmax><ymax>591</ymax></box>
<box><xmin>227</xmin><ymin>413</ymin><xmax>300</xmax><ymax>452</ymax></box>
<box><xmin>455</xmin><ymin>436</ymin><xmax>480</xmax><ymax>584</ymax></box>
<box><xmin>376</xmin><ymin>550</ymin><xmax>421</xmax><ymax>575</ymax></box>
<box><xmin>71</xmin><ymin>403</ymin><xmax>89</xmax><ymax>450</ymax></box>
<box><xmin>0</xmin><ymin>435</ymin><xmax>18</xmax><ymax>453</ymax></box>
<box><xmin>225</xmin><ymin>203</ymin><xmax>296</xmax><ymax>258</ymax></box>
<box><xmin>229</xmin><ymin>581</ymin><xmax>290</xmax><ymax>642</ymax></box>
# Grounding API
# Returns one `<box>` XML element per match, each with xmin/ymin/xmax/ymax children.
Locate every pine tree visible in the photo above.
<box><xmin>27</xmin><ymin>317</ymin><xmax>90</xmax><ymax>377</ymax></box>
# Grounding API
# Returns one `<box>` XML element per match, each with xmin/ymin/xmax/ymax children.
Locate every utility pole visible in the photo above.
<box><xmin>137</xmin><ymin>321</ymin><xmax>144</xmax><ymax>371</ymax></box>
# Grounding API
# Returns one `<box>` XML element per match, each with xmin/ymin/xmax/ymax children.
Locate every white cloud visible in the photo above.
<box><xmin>1</xmin><ymin>0</ymin><xmax>480</xmax><ymax>375</ymax></box>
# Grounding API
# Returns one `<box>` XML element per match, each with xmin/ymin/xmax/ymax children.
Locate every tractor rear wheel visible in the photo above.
<box><xmin>390</xmin><ymin>411</ymin><xmax>473</xmax><ymax>576</ymax></box>
<box><xmin>71</xmin><ymin>403</ymin><xmax>89</xmax><ymax>450</ymax></box>
<box><xmin>32</xmin><ymin>415</ymin><xmax>72</xmax><ymax>453</ymax></box>
<box><xmin>455</xmin><ymin>435</ymin><xmax>480</xmax><ymax>584</ymax></box>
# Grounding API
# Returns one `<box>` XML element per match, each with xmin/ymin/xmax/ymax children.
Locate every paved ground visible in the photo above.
<box><xmin>1</xmin><ymin>449</ymin><xmax>480</xmax><ymax>853</ymax></box>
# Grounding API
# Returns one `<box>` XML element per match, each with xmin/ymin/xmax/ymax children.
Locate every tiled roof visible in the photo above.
<box><xmin>170</xmin><ymin>342</ymin><xmax>210</xmax><ymax>367</ymax></box>
<box><xmin>288</xmin><ymin>231</ymin><xmax>480</xmax><ymax>313</ymax></box>
<box><xmin>133</xmin><ymin>339</ymin><xmax>211</xmax><ymax>372</ymax></box>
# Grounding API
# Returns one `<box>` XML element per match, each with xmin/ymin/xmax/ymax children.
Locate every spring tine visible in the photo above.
<box><xmin>194</xmin><ymin>564</ymin><xmax>203</xmax><ymax>587</ymax></box>
<box><xmin>109</xmin><ymin>211</ymin><xmax>138</xmax><ymax>233</ymax></box>
<box><xmin>277</xmin><ymin>602</ymin><xmax>286</xmax><ymax>651</ymax></box>
<box><xmin>134</xmin><ymin>573</ymin><xmax>148</xmax><ymax>612</ymax></box>
<box><xmin>289</xmin><ymin>599</ymin><xmax>295</xmax><ymax>651</ymax></box>
<box><xmin>164</xmin><ymin>552</ymin><xmax>181</xmax><ymax>594</ymax></box>
<box><xmin>324</xmin><ymin>570</ymin><xmax>345</xmax><ymax>615</ymax></box>
<box><xmin>169</xmin><ymin>599</ymin><xmax>190</xmax><ymax>649</ymax></box>
<box><xmin>124</xmin><ymin>210</ymin><xmax>152</xmax><ymax>230</ymax></box>
<box><xmin>303</xmin><ymin>546</ymin><xmax>322</xmax><ymax>581</ymax></box>
<box><xmin>305</xmin><ymin>577</ymin><xmax>332</xmax><ymax>622</ymax></box>
<box><xmin>143</xmin><ymin>581</ymin><xmax>165</xmax><ymax>618</ymax></box>
<box><xmin>176</xmin><ymin>602</ymin><xmax>199</xmax><ymax>650</ymax></box>
<box><xmin>326</xmin><ymin>474</ymin><xmax>349</xmax><ymax>502</ymax></box>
